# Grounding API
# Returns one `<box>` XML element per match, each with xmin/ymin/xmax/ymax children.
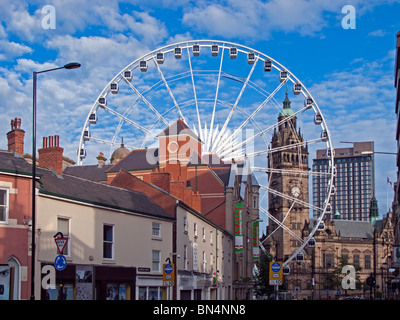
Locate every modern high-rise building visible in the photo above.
<box><xmin>313</xmin><ymin>141</ymin><xmax>375</xmax><ymax>221</ymax></box>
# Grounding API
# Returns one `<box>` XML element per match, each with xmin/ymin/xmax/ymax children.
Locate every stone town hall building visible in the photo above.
<box><xmin>263</xmin><ymin>93</ymin><xmax>396</xmax><ymax>300</ymax></box>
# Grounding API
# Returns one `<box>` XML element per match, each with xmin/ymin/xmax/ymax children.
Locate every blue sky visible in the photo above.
<box><xmin>1</xmin><ymin>0</ymin><xmax>400</xmax><ymax>224</ymax></box>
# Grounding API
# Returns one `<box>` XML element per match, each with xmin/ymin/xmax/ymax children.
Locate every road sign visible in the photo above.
<box><xmin>54</xmin><ymin>237</ymin><xmax>68</xmax><ymax>254</ymax></box>
<box><xmin>163</xmin><ymin>263</ymin><xmax>175</xmax><ymax>286</ymax></box>
<box><xmin>271</xmin><ymin>262</ymin><xmax>281</xmax><ymax>273</ymax></box>
<box><xmin>54</xmin><ymin>254</ymin><xmax>67</xmax><ymax>271</ymax></box>
<box><xmin>269</xmin><ymin>261</ymin><xmax>283</xmax><ymax>286</ymax></box>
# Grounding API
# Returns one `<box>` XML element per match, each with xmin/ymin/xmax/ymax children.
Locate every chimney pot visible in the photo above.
<box><xmin>38</xmin><ymin>135</ymin><xmax>64</xmax><ymax>175</ymax></box>
<box><xmin>7</xmin><ymin>118</ymin><xmax>25</xmax><ymax>155</ymax></box>
<box><xmin>43</xmin><ymin>137</ymin><xmax>48</xmax><ymax>148</ymax></box>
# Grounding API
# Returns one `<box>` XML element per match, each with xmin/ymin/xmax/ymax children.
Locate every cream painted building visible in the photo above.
<box><xmin>36</xmin><ymin>167</ymin><xmax>174</xmax><ymax>300</ymax></box>
<box><xmin>175</xmin><ymin>203</ymin><xmax>233</xmax><ymax>300</ymax></box>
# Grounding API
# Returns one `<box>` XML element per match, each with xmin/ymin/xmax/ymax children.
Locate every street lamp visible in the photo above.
<box><xmin>30</xmin><ymin>62</ymin><xmax>81</xmax><ymax>300</ymax></box>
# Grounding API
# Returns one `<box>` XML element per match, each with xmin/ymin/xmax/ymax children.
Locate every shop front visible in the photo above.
<box><xmin>136</xmin><ymin>272</ymin><xmax>170</xmax><ymax>300</ymax></box>
<box><xmin>40</xmin><ymin>263</ymin><xmax>136</xmax><ymax>300</ymax></box>
<box><xmin>177</xmin><ymin>270</ymin><xmax>213</xmax><ymax>300</ymax></box>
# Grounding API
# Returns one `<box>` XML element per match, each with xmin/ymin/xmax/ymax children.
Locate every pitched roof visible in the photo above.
<box><xmin>107</xmin><ymin>148</ymin><xmax>158</xmax><ymax>173</ymax></box>
<box><xmin>334</xmin><ymin>220</ymin><xmax>374</xmax><ymax>238</ymax></box>
<box><xmin>64</xmin><ymin>164</ymin><xmax>112</xmax><ymax>182</ymax></box>
<box><xmin>0</xmin><ymin>150</ymin><xmax>34</xmax><ymax>176</ymax></box>
<box><xmin>158</xmin><ymin>119</ymin><xmax>202</xmax><ymax>142</ymax></box>
<box><xmin>0</xmin><ymin>150</ymin><xmax>172</xmax><ymax>220</ymax></box>
<box><xmin>39</xmin><ymin>169</ymin><xmax>173</xmax><ymax>220</ymax></box>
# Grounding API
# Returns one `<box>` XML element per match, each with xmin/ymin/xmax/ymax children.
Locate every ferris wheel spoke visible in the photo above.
<box><xmin>221</xmin><ymin>79</ymin><xmax>288</xmax><ymax>151</ymax></box>
<box><xmin>102</xmin><ymin>105</ymin><xmax>157</xmax><ymax>137</ymax></box>
<box><xmin>152</xmin><ymin>57</ymin><xmax>186</xmax><ymax>123</ymax></box>
<box><xmin>217</xmin><ymin>54</ymin><xmax>260</xmax><ymax>145</ymax></box>
<box><xmin>252</xmin><ymin>167</ymin><xmax>330</xmax><ymax>178</ymax></box>
<box><xmin>110</xmin><ymin>99</ymin><xmax>141</xmax><ymax>149</ymax></box>
<box><xmin>124</xmin><ymin>77</ymin><xmax>169</xmax><ymax>126</ymax></box>
<box><xmin>237</xmin><ymin>136</ymin><xmax>324</xmax><ymax>161</ymax></box>
<box><xmin>220</xmin><ymin>105</ymin><xmax>310</xmax><ymax>157</ymax></box>
<box><xmin>260</xmin><ymin>201</ymin><xmax>297</xmax><ymax>244</ymax></box>
<box><xmin>259</xmin><ymin>206</ymin><xmax>304</xmax><ymax>243</ymax></box>
<box><xmin>186</xmin><ymin>46</ymin><xmax>202</xmax><ymax>138</ymax></box>
<box><xmin>259</xmin><ymin>184</ymin><xmax>323</xmax><ymax>213</ymax></box>
<box><xmin>85</xmin><ymin>136</ymin><xmax>136</xmax><ymax>150</ymax></box>
<box><xmin>208</xmin><ymin>44</ymin><xmax>225</xmax><ymax>151</ymax></box>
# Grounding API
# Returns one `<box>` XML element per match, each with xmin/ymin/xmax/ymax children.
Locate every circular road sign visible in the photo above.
<box><xmin>164</xmin><ymin>264</ymin><xmax>173</xmax><ymax>274</ymax></box>
<box><xmin>54</xmin><ymin>254</ymin><xmax>67</xmax><ymax>271</ymax></box>
<box><xmin>271</xmin><ymin>262</ymin><xmax>281</xmax><ymax>273</ymax></box>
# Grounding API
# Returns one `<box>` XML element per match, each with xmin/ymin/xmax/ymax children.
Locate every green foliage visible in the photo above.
<box><xmin>322</xmin><ymin>255</ymin><xmax>363</xmax><ymax>291</ymax></box>
<box><xmin>253</xmin><ymin>251</ymin><xmax>275</xmax><ymax>298</ymax></box>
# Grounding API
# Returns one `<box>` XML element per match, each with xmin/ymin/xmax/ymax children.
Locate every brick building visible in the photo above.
<box><xmin>67</xmin><ymin>118</ymin><xmax>261</xmax><ymax>299</ymax></box>
<box><xmin>1</xmin><ymin>117</ymin><xmax>259</xmax><ymax>299</ymax></box>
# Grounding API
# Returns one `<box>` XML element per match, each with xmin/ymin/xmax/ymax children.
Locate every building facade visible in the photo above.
<box><xmin>0</xmin><ymin>119</ymin><xmax>178</xmax><ymax>300</ymax></box>
<box><xmin>109</xmin><ymin>168</ymin><xmax>235</xmax><ymax>300</ymax></box>
<box><xmin>313</xmin><ymin>141</ymin><xmax>374</xmax><ymax>221</ymax></box>
<box><xmin>90</xmin><ymin>119</ymin><xmax>260</xmax><ymax>299</ymax></box>
<box><xmin>37</xmin><ymin>167</ymin><xmax>174</xmax><ymax>300</ymax></box>
<box><xmin>263</xmin><ymin>93</ymin><xmax>395</xmax><ymax>300</ymax></box>
<box><xmin>267</xmin><ymin>92</ymin><xmax>310</xmax><ymax>262</ymax></box>
<box><xmin>0</xmin><ymin>149</ymin><xmax>33</xmax><ymax>300</ymax></box>
<box><xmin>310</xmin><ymin>213</ymin><xmax>395</xmax><ymax>300</ymax></box>
<box><xmin>58</xmin><ymin>119</ymin><xmax>259</xmax><ymax>299</ymax></box>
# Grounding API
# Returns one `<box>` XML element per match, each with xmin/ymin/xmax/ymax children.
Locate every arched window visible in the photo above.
<box><xmin>6</xmin><ymin>256</ymin><xmax>20</xmax><ymax>300</ymax></box>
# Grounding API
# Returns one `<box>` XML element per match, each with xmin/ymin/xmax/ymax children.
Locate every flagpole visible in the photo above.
<box><xmin>387</xmin><ymin>179</ymin><xmax>389</xmax><ymax>214</ymax></box>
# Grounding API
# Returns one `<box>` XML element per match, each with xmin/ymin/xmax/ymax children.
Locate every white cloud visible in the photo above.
<box><xmin>182</xmin><ymin>0</ymin><xmax>400</xmax><ymax>40</ymax></box>
<box><xmin>368</xmin><ymin>29</ymin><xmax>387</xmax><ymax>37</ymax></box>
<box><xmin>182</xmin><ymin>1</ymin><xmax>263</xmax><ymax>39</ymax></box>
<box><xmin>0</xmin><ymin>40</ymin><xmax>32</xmax><ymax>60</ymax></box>
<box><xmin>306</xmin><ymin>49</ymin><xmax>397</xmax><ymax>215</ymax></box>
<box><xmin>122</xmin><ymin>11</ymin><xmax>169</xmax><ymax>44</ymax></box>
<box><xmin>0</xmin><ymin>0</ymin><xmax>45</xmax><ymax>42</ymax></box>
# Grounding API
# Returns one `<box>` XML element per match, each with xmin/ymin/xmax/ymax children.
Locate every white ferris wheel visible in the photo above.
<box><xmin>77</xmin><ymin>40</ymin><xmax>335</xmax><ymax>268</ymax></box>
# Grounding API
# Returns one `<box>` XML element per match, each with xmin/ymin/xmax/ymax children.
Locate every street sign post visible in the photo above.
<box><xmin>54</xmin><ymin>237</ymin><xmax>68</xmax><ymax>255</ymax></box>
<box><xmin>269</xmin><ymin>261</ymin><xmax>283</xmax><ymax>286</ymax></box>
<box><xmin>163</xmin><ymin>263</ymin><xmax>175</xmax><ymax>286</ymax></box>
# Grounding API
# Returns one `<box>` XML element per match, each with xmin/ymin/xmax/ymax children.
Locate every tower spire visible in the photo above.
<box><xmin>283</xmin><ymin>85</ymin><xmax>291</xmax><ymax>109</ymax></box>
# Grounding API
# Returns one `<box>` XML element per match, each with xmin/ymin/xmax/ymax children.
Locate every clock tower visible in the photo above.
<box><xmin>267</xmin><ymin>91</ymin><xmax>310</xmax><ymax>261</ymax></box>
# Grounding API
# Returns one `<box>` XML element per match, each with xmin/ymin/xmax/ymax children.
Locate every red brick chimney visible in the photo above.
<box><xmin>38</xmin><ymin>135</ymin><xmax>64</xmax><ymax>175</ymax></box>
<box><xmin>7</xmin><ymin>118</ymin><xmax>25</xmax><ymax>155</ymax></box>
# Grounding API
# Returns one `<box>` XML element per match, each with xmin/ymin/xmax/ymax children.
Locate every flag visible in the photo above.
<box><xmin>234</xmin><ymin>202</ymin><xmax>243</xmax><ymax>254</ymax></box>
<box><xmin>387</xmin><ymin>177</ymin><xmax>394</xmax><ymax>190</ymax></box>
<box><xmin>252</xmin><ymin>221</ymin><xmax>260</xmax><ymax>261</ymax></box>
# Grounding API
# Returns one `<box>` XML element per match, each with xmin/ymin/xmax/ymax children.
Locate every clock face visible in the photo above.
<box><xmin>291</xmin><ymin>186</ymin><xmax>300</xmax><ymax>198</ymax></box>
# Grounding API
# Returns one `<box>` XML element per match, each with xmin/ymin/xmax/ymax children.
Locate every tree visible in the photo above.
<box><xmin>253</xmin><ymin>251</ymin><xmax>274</xmax><ymax>299</ymax></box>
<box><xmin>323</xmin><ymin>255</ymin><xmax>362</xmax><ymax>295</ymax></box>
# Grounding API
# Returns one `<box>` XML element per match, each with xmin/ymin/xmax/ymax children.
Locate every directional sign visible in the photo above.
<box><xmin>163</xmin><ymin>263</ymin><xmax>175</xmax><ymax>286</ymax></box>
<box><xmin>54</xmin><ymin>254</ymin><xmax>67</xmax><ymax>271</ymax></box>
<box><xmin>269</xmin><ymin>261</ymin><xmax>283</xmax><ymax>286</ymax></box>
<box><xmin>54</xmin><ymin>237</ymin><xmax>68</xmax><ymax>255</ymax></box>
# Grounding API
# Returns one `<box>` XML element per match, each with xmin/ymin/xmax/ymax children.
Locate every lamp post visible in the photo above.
<box><xmin>30</xmin><ymin>62</ymin><xmax>80</xmax><ymax>300</ymax></box>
